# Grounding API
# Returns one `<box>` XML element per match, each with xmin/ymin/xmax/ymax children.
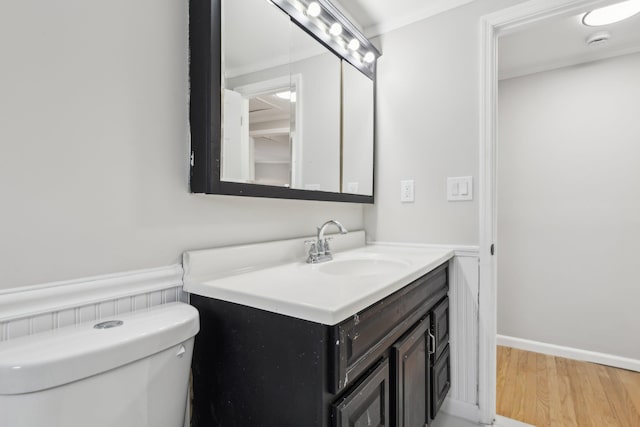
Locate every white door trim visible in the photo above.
<box><xmin>477</xmin><ymin>0</ymin><xmax>618</xmax><ymax>424</ymax></box>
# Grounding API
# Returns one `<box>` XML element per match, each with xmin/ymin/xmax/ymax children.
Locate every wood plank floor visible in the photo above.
<box><xmin>496</xmin><ymin>346</ymin><xmax>640</xmax><ymax>427</ymax></box>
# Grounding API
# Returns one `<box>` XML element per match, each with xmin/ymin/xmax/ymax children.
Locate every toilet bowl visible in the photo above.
<box><xmin>0</xmin><ymin>302</ymin><xmax>199</xmax><ymax>427</ymax></box>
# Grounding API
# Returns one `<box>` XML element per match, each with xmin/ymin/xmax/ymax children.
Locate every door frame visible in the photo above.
<box><xmin>477</xmin><ymin>0</ymin><xmax>619</xmax><ymax>424</ymax></box>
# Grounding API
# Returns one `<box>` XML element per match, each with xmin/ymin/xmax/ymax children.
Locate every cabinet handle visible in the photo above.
<box><xmin>428</xmin><ymin>330</ymin><xmax>436</xmax><ymax>355</ymax></box>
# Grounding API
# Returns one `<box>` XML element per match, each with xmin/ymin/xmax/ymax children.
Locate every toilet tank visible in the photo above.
<box><xmin>0</xmin><ymin>302</ymin><xmax>199</xmax><ymax>427</ymax></box>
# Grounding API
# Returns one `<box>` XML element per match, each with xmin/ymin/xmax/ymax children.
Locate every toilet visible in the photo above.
<box><xmin>0</xmin><ymin>302</ymin><xmax>199</xmax><ymax>427</ymax></box>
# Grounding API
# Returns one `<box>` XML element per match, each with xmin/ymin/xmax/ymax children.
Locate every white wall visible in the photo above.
<box><xmin>0</xmin><ymin>0</ymin><xmax>363</xmax><ymax>290</ymax></box>
<box><xmin>497</xmin><ymin>53</ymin><xmax>640</xmax><ymax>360</ymax></box>
<box><xmin>365</xmin><ymin>0</ymin><xmax>524</xmax><ymax>245</ymax></box>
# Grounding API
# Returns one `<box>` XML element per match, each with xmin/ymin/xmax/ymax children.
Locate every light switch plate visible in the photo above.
<box><xmin>447</xmin><ymin>176</ymin><xmax>473</xmax><ymax>201</ymax></box>
<box><xmin>400</xmin><ymin>180</ymin><xmax>414</xmax><ymax>202</ymax></box>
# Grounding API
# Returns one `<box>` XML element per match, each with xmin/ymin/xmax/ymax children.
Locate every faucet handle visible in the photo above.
<box><xmin>323</xmin><ymin>237</ymin><xmax>333</xmax><ymax>255</ymax></box>
<box><xmin>305</xmin><ymin>240</ymin><xmax>319</xmax><ymax>263</ymax></box>
<box><xmin>304</xmin><ymin>239</ymin><xmax>318</xmax><ymax>251</ymax></box>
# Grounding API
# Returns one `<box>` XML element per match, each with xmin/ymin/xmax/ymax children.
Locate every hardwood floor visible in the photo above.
<box><xmin>496</xmin><ymin>346</ymin><xmax>640</xmax><ymax>427</ymax></box>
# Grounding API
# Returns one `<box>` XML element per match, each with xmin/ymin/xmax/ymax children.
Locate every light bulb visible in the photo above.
<box><xmin>363</xmin><ymin>51</ymin><xmax>375</xmax><ymax>63</ymax></box>
<box><xmin>329</xmin><ymin>23</ymin><xmax>342</xmax><ymax>36</ymax></box>
<box><xmin>348</xmin><ymin>38</ymin><xmax>360</xmax><ymax>51</ymax></box>
<box><xmin>582</xmin><ymin>0</ymin><xmax>640</xmax><ymax>26</ymax></box>
<box><xmin>307</xmin><ymin>2</ymin><xmax>321</xmax><ymax>18</ymax></box>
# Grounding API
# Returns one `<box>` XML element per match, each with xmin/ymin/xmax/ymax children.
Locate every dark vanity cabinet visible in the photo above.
<box><xmin>431</xmin><ymin>298</ymin><xmax>451</xmax><ymax>418</ymax></box>
<box><xmin>190</xmin><ymin>262</ymin><xmax>450</xmax><ymax>427</ymax></box>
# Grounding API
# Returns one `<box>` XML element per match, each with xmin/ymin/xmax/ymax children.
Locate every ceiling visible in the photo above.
<box><xmin>332</xmin><ymin>0</ymin><xmax>475</xmax><ymax>36</ymax></box>
<box><xmin>334</xmin><ymin>0</ymin><xmax>640</xmax><ymax>78</ymax></box>
<box><xmin>499</xmin><ymin>7</ymin><xmax>640</xmax><ymax>80</ymax></box>
<box><xmin>226</xmin><ymin>0</ymin><xmax>640</xmax><ymax>82</ymax></box>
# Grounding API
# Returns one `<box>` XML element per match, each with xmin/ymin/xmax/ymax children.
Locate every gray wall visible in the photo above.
<box><xmin>0</xmin><ymin>0</ymin><xmax>363</xmax><ymax>290</ymax></box>
<box><xmin>365</xmin><ymin>0</ymin><xmax>524</xmax><ymax>245</ymax></box>
<box><xmin>497</xmin><ymin>53</ymin><xmax>640</xmax><ymax>360</ymax></box>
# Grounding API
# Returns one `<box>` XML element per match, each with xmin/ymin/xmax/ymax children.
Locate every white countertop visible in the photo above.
<box><xmin>184</xmin><ymin>237</ymin><xmax>453</xmax><ymax>325</ymax></box>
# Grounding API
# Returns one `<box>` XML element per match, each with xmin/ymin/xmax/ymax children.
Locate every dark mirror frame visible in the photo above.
<box><xmin>189</xmin><ymin>0</ymin><xmax>377</xmax><ymax>203</ymax></box>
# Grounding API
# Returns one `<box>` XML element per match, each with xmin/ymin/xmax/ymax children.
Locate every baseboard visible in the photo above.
<box><xmin>497</xmin><ymin>335</ymin><xmax>640</xmax><ymax>373</ymax></box>
<box><xmin>440</xmin><ymin>398</ymin><xmax>481</xmax><ymax>423</ymax></box>
<box><xmin>493</xmin><ymin>415</ymin><xmax>535</xmax><ymax>427</ymax></box>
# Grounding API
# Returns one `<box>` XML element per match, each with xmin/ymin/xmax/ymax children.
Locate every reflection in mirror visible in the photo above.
<box><xmin>342</xmin><ymin>61</ymin><xmax>374</xmax><ymax>196</ymax></box>
<box><xmin>250</xmin><ymin>91</ymin><xmax>291</xmax><ymax>187</ymax></box>
<box><xmin>221</xmin><ymin>0</ymin><xmax>292</xmax><ymax>185</ymax></box>
<box><xmin>220</xmin><ymin>0</ymin><xmax>341</xmax><ymax>192</ymax></box>
<box><xmin>289</xmin><ymin>23</ymin><xmax>341</xmax><ymax>192</ymax></box>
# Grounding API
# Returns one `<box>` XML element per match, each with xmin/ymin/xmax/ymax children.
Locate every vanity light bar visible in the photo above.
<box><xmin>270</xmin><ymin>0</ymin><xmax>381</xmax><ymax>78</ymax></box>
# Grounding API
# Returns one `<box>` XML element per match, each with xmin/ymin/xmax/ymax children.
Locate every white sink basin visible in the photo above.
<box><xmin>317</xmin><ymin>256</ymin><xmax>410</xmax><ymax>277</ymax></box>
<box><xmin>184</xmin><ymin>236</ymin><xmax>454</xmax><ymax>325</ymax></box>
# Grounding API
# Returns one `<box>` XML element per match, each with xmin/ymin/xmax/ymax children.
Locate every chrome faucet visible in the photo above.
<box><xmin>305</xmin><ymin>220</ymin><xmax>348</xmax><ymax>263</ymax></box>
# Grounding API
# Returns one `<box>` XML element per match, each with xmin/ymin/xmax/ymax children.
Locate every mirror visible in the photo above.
<box><xmin>189</xmin><ymin>0</ymin><xmax>380</xmax><ymax>203</ymax></box>
<box><xmin>220</xmin><ymin>0</ymin><xmax>292</xmax><ymax>186</ymax></box>
<box><xmin>342</xmin><ymin>61</ymin><xmax>374</xmax><ymax>196</ymax></box>
<box><xmin>289</xmin><ymin>27</ymin><xmax>341</xmax><ymax>192</ymax></box>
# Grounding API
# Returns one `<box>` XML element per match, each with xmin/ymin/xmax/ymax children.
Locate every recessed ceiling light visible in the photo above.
<box><xmin>329</xmin><ymin>23</ymin><xmax>342</xmax><ymax>36</ymax></box>
<box><xmin>306</xmin><ymin>2</ymin><xmax>321</xmax><ymax>18</ymax></box>
<box><xmin>582</xmin><ymin>0</ymin><xmax>640</xmax><ymax>26</ymax></box>
<box><xmin>275</xmin><ymin>91</ymin><xmax>296</xmax><ymax>103</ymax></box>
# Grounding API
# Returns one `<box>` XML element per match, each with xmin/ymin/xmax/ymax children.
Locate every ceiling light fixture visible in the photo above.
<box><xmin>582</xmin><ymin>0</ymin><xmax>640</xmax><ymax>26</ymax></box>
<box><xmin>306</xmin><ymin>2</ymin><xmax>321</xmax><ymax>18</ymax></box>
<box><xmin>268</xmin><ymin>0</ymin><xmax>381</xmax><ymax>78</ymax></box>
<box><xmin>363</xmin><ymin>51</ymin><xmax>375</xmax><ymax>63</ymax></box>
<box><xmin>329</xmin><ymin>22</ymin><xmax>342</xmax><ymax>36</ymax></box>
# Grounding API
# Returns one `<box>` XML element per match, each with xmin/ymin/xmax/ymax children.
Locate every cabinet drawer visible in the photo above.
<box><xmin>333</xmin><ymin>358</ymin><xmax>390</xmax><ymax>427</ymax></box>
<box><xmin>431</xmin><ymin>297</ymin><xmax>449</xmax><ymax>361</ymax></box>
<box><xmin>391</xmin><ymin>316</ymin><xmax>430</xmax><ymax>427</ymax></box>
<box><xmin>431</xmin><ymin>345</ymin><xmax>450</xmax><ymax>419</ymax></box>
<box><xmin>332</xmin><ymin>264</ymin><xmax>448</xmax><ymax>392</ymax></box>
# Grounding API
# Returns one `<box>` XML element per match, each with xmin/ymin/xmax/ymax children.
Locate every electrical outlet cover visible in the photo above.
<box><xmin>400</xmin><ymin>180</ymin><xmax>414</xmax><ymax>202</ymax></box>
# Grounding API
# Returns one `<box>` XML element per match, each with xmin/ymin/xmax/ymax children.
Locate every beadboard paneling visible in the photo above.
<box><xmin>0</xmin><ymin>266</ymin><xmax>185</xmax><ymax>342</ymax></box>
<box><xmin>448</xmin><ymin>254</ymin><xmax>479</xmax><ymax>406</ymax></box>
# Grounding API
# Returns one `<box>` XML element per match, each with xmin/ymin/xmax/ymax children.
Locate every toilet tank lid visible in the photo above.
<box><xmin>0</xmin><ymin>302</ymin><xmax>199</xmax><ymax>395</ymax></box>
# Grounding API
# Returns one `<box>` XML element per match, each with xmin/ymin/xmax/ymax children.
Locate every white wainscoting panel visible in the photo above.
<box><xmin>0</xmin><ymin>266</ymin><xmax>186</xmax><ymax>342</ymax></box>
<box><xmin>448</xmin><ymin>253</ymin><xmax>479</xmax><ymax>407</ymax></box>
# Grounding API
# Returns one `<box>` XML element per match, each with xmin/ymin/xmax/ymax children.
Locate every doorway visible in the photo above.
<box><xmin>477</xmin><ymin>0</ymin><xmax>630</xmax><ymax>424</ymax></box>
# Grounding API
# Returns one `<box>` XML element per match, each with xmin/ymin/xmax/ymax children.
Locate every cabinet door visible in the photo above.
<box><xmin>431</xmin><ymin>345</ymin><xmax>451</xmax><ymax>419</ymax></box>
<box><xmin>431</xmin><ymin>297</ymin><xmax>449</xmax><ymax>361</ymax></box>
<box><xmin>333</xmin><ymin>359</ymin><xmax>390</xmax><ymax>427</ymax></box>
<box><xmin>391</xmin><ymin>316</ymin><xmax>430</xmax><ymax>427</ymax></box>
